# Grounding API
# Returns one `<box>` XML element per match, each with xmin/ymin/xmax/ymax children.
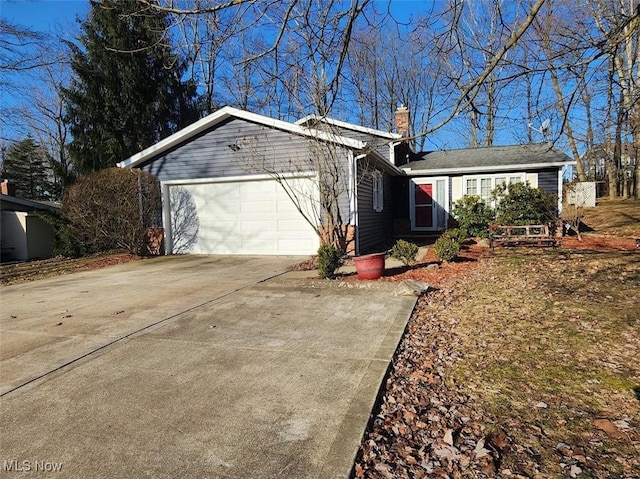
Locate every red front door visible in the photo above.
<box><xmin>414</xmin><ymin>183</ymin><xmax>433</xmax><ymax>228</ymax></box>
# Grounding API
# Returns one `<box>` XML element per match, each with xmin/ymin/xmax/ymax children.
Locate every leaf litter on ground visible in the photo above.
<box><xmin>354</xmin><ymin>245</ymin><xmax>639</xmax><ymax>478</ymax></box>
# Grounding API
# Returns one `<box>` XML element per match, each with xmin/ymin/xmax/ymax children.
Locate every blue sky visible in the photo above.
<box><xmin>0</xmin><ymin>1</ymin><xmax>577</xmax><ymax>155</ymax></box>
<box><xmin>1</xmin><ymin>0</ymin><xmax>88</xmax><ymax>32</ymax></box>
<box><xmin>0</xmin><ymin>0</ymin><xmax>422</xmax><ymax>32</ymax></box>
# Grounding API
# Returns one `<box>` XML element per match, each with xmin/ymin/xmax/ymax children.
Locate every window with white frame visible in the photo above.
<box><xmin>463</xmin><ymin>173</ymin><xmax>525</xmax><ymax>202</ymax></box>
<box><xmin>372</xmin><ymin>171</ymin><xmax>384</xmax><ymax>212</ymax></box>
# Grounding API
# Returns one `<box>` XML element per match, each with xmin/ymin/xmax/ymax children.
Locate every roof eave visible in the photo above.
<box><xmin>402</xmin><ymin>161</ymin><xmax>575</xmax><ymax>176</ymax></box>
<box><xmin>358</xmin><ymin>149</ymin><xmax>405</xmax><ymax>175</ymax></box>
<box><xmin>296</xmin><ymin>114</ymin><xmax>402</xmax><ymax>140</ymax></box>
<box><xmin>118</xmin><ymin>107</ymin><xmax>366</xmax><ymax>169</ymax></box>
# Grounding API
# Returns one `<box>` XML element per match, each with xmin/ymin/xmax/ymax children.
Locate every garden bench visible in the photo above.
<box><xmin>489</xmin><ymin>224</ymin><xmax>559</xmax><ymax>251</ymax></box>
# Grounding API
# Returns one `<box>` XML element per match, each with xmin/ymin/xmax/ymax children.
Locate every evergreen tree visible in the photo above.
<box><xmin>64</xmin><ymin>0</ymin><xmax>200</xmax><ymax>173</ymax></box>
<box><xmin>1</xmin><ymin>137</ymin><xmax>55</xmax><ymax>200</ymax></box>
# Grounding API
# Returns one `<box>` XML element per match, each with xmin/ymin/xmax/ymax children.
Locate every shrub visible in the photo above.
<box><xmin>390</xmin><ymin>239</ymin><xmax>419</xmax><ymax>267</ymax></box>
<box><xmin>38</xmin><ymin>210</ymin><xmax>87</xmax><ymax>257</ymax></box>
<box><xmin>492</xmin><ymin>182</ymin><xmax>558</xmax><ymax>228</ymax></box>
<box><xmin>432</xmin><ymin>229</ymin><xmax>463</xmax><ymax>262</ymax></box>
<box><xmin>449</xmin><ymin>227</ymin><xmax>469</xmax><ymax>244</ymax></box>
<box><xmin>62</xmin><ymin>168</ymin><xmax>161</xmax><ymax>255</ymax></box>
<box><xmin>317</xmin><ymin>243</ymin><xmax>344</xmax><ymax>279</ymax></box>
<box><xmin>451</xmin><ymin>195</ymin><xmax>494</xmax><ymax>238</ymax></box>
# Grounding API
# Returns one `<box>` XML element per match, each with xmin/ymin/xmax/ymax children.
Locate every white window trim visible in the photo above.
<box><xmin>462</xmin><ymin>172</ymin><xmax>526</xmax><ymax>201</ymax></box>
<box><xmin>372</xmin><ymin>171</ymin><xmax>384</xmax><ymax>212</ymax></box>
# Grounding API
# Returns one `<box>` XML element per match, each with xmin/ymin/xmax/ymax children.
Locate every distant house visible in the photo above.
<box><xmin>0</xmin><ymin>181</ymin><xmax>58</xmax><ymax>262</ymax></box>
<box><xmin>118</xmin><ymin>106</ymin><xmax>574</xmax><ymax>256</ymax></box>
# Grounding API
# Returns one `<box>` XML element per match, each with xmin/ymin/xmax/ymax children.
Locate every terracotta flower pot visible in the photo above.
<box><xmin>353</xmin><ymin>252</ymin><xmax>386</xmax><ymax>280</ymax></box>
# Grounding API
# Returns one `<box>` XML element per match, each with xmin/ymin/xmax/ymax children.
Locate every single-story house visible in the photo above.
<box><xmin>118</xmin><ymin>106</ymin><xmax>574</xmax><ymax>256</ymax></box>
<box><xmin>0</xmin><ymin>181</ymin><xmax>58</xmax><ymax>262</ymax></box>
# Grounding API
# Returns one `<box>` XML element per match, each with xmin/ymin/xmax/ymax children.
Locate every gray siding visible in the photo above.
<box><xmin>537</xmin><ymin>168</ymin><xmax>559</xmax><ymax>195</ymax></box>
<box><xmin>356</xmin><ymin>163</ymin><xmax>394</xmax><ymax>254</ymax></box>
<box><xmin>139</xmin><ymin>117</ymin><xmax>352</xmax><ymax>182</ymax></box>
<box><xmin>139</xmin><ymin>116</ymin><xmax>355</xmax><ymax>231</ymax></box>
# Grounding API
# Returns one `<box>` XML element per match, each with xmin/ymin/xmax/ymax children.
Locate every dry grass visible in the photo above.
<box><xmin>450</xmin><ymin>248</ymin><xmax>640</xmax><ymax>476</ymax></box>
<box><xmin>579</xmin><ymin>198</ymin><xmax>640</xmax><ymax>238</ymax></box>
<box><xmin>0</xmin><ymin>253</ymin><xmax>139</xmax><ymax>285</ymax></box>
<box><xmin>356</xmin><ymin>248</ymin><xmax>640</xmax><ymax>478</ymax></box>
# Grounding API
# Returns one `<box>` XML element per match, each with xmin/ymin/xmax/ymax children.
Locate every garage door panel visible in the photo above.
<box><xmin>207</xmin><ymin>182</ymin><xmax>240</xmax><ymax>199</ymax></box>
<box><xmin>169</xmin><ymin>178</ymin><xmax>319</xmax><ymax>255</ymax></box>
<box><xmin>240</xmin><ymin>200</ymin><xmax>276</xmax><ymax>214</ymax></box>
<box><xmin>241</xmin><ymin>220</ymin><xmax>276</xmax><ymax>234</ymax></box>
<box><xmin>277</xmin><ymin>218</ymin><xmax>311</xmax><ymax>232</ymax></box>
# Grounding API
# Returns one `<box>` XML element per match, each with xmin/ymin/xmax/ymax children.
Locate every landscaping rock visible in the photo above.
<box><xmin>393</xmin><ymin>279</ymin><xmax>431</xmax><ymax>296</ymax></box>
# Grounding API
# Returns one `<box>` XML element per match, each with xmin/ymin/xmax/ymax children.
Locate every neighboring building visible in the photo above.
<box><xmin>0</xmin><ymin>180</ymin><xmax>58</xmax><ymax>262</ymax></box>
<box><xmin>118</xmin><ymin>107</ymin><xmax>574</xmax><ymax>256</ymax></box>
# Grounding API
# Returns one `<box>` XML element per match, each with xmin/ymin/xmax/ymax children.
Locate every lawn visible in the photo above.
<box><xmin>354</xmin><ymin>201</ymin><xmax>640</xmax><ymax>478</ymax></box>
<box><xmin>0</xmin><ymin>253</ymin><xmax>139</xmax><ymax>285</ymax></box>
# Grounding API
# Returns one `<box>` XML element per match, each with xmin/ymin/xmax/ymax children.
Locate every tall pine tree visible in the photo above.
<box><xmin>64</xmin><ymin>0</ymin><xmax>200</xmax><ymax>173</ymax></box>
<box><xmin>1</xmin><ymin>137</ymin><xmax>55</xmax><ymax>200</ymax></box>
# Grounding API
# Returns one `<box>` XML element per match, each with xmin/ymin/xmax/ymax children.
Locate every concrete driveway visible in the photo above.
<box><xmin>0</xmin><ymin>255</ymin><xmax>417</xmax><ymax>478</ymax></box>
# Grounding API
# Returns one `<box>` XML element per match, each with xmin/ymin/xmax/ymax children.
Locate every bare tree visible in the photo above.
<box><xmin>240</xmin><ymin>124</ymin><xmax>374</xmax><ymax>251</ymax></box>
<box><xmin>344</xmin><ymin>11</ymin><xmax>443</xmax><ymax>151</ymax></box>
<box><xmin>8</xmin><ymin>59</ymin><xmax>73</xmax><ymax>196</ymax></box>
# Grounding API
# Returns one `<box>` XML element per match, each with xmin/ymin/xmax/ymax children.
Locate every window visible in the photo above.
<box><xmin>372</xmin><ymin>172</ymin><xmax>384</xmax><ymax>212</ymax></box>
<box><xmin>466</xmin><ymin>178</ymin><xmax>478</xmax><ymax>195</ymax></box>
<box><xmin>463</xmin><ymin>173</ymin><xmax>526</xmax><ymax>200</ymax></box>
<box><xmin>480</xmin><ymin>178</ymin><xmax>492</xmax><ymax>201</ymax></box>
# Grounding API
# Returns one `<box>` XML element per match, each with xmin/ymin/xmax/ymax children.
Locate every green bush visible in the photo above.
<box><xmin>317</xmin><ymin>243</ymin><xmax>344</xmax><ymax>279</ymax></box>
<box><xmin>432</xmin><ymin>229</ymin><xmax>463</xmax><ymax>262</ymax></box>
<box><xmin>451</xmin><ymin>195</ymin><xmax>494</xmax><ymax>238</ymax></box>
<box><xmin>38</xmin><ymin>210</ymin><xmax>88</xmax><ymax>257</ymax></box>
<box><xmin>390</xmin><ymin>239</ymin><xmax>419</xmax><ymax>266</ymax></box>
<box><xmin>492</xmin><ymin>182</ymin><xmax>558</xmax><ymax>228</ymax></box>
<box><xmin>449</xmin><ymin>227</ymin><xmax>469</xmax><ymax>244</ymax></box>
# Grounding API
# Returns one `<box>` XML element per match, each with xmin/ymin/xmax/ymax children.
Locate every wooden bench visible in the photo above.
<box><xmin>489</xmin><ymin>224</ymin><xmax>559</xmax><ymax>250</ymax></box>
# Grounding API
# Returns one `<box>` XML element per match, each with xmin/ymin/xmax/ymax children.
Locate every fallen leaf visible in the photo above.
<box><xmin>569</xmin><ymin>464</ymin><xmax>582</xmax><ymax>478</ymax></box>
<box><xmin>432</xmin><ymin>444</ymin><xmax>461</xmax><ymax>461</ymax></box>
<box><xmin>443</xmin><ymin>428</ymin><xmax>454</xmax><ymax>446</ymax></box>
<box><xmin>489</xmin><ymin>428</ymin><xmax>510</xmax><ymax>452</ymax></box>
<box><xmin>593</xmin><ymin>419</ymin><xmax>625</xmax><ymax>438</ymax></box>
<box><xmin>474</xmin><ymin>438</ymin><xmax>491</xmax><ymax>459</ymax></box>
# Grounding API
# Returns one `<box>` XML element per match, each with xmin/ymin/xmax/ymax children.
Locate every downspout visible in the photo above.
<box><xmin>161</xmin><ymin>182</ymin><xmax>173</xmax><ymax>255</ymax></box>
<box><xmin>390</xmin><ymin>141</ymin><xmax>401</xmax><ymax>166</ymax></box>
<box><xmin>351</xmin><ymin>151</ymin><xmax>360</xmax><ymax>256</ymax></box>
<box><xmin>558</xmin><ymin>166</ymin><xmax>565</xmax><ymax>216</ymax></box>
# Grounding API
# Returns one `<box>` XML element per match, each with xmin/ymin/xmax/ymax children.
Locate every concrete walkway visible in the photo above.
<box><xmin>0</xmin><ymin>256</ymin><xmax>416</xmax><ymax>478</ymax></box>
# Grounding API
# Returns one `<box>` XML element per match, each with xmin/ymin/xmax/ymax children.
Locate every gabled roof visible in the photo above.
<box><xmin>295</xmin><ymin>114</ymin><xmax>402</xmax><ymax>140</ymax></box>
<box><xmin>118</xmin><ymin>106</ymin><xmax>368</xmax><ymax>169</ymax></box>
<box><xmin>403</xmin><ymin>143</ymin><xmax>574</xmax><ymax>175</ymax></box>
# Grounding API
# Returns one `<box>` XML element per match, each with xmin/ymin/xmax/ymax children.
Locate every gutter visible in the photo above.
<box><xmin>402</xmin><ymin>161</ymin><xmax>575</xmax><ymax>176</ymax></box>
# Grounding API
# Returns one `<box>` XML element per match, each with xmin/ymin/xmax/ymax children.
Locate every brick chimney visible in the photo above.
<box><xmin>1</xmin><ymin>180</ymin><xmax>16</xmax><ymax>196</ymax></box>
<box><xmin>395</xmin><ymin>105</ymin><xmax>409</xmax><ymax>138</ymax></box>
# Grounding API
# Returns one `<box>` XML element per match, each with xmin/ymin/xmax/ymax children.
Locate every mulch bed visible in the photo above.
<box><xmin>562</xmin><ymin>235</ymin><xmax>638</xmax><ymax>251</ymax></box>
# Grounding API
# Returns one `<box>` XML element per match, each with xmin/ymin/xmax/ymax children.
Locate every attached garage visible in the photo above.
<box><xmin>117</xmin><ymin>106</ymin><xmax>396</xmax><ymax>256</ymax></box>
<box><xmin>164</xmin><ymin>175</ymin><xmax>319</xmax><ymax>255</ymax></box>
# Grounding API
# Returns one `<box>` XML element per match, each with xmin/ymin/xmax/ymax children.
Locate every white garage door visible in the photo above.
<box><xmin>167</xmin><ymin>176</ymin><xmax>319</xmax><ymax>255</ymax></box>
